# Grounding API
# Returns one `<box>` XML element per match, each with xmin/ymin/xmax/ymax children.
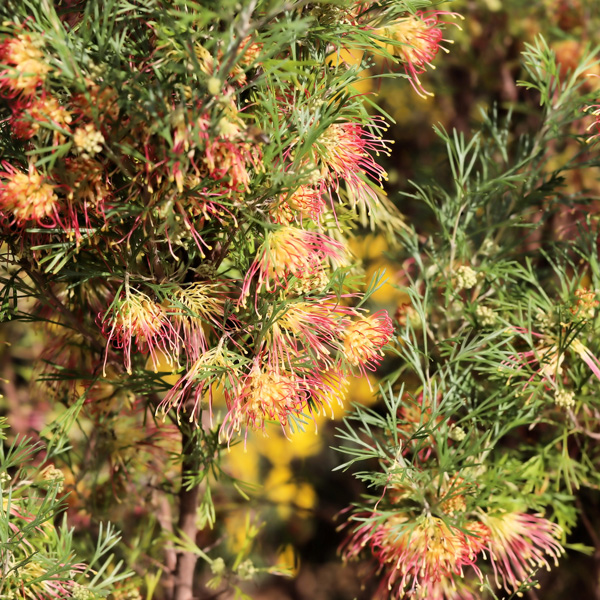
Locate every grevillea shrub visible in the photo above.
<box><xmin>1</xmin><ymin>0</ymin><xmax>600</xmax><ymax>599</ymax></box>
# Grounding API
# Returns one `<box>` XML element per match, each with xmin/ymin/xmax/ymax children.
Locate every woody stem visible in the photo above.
<box><xmin>172</xmin><ymin>424</ymin><xmax>202</xmax><ymax>600</ymax></box>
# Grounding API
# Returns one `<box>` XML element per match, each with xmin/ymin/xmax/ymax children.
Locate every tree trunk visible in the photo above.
<box><xmin>172</xmin><ymin>426</ymin><xmax>201</xmax><ymax>600</ymax></box>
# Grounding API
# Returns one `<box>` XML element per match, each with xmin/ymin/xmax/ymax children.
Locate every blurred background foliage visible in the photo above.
<box><xmin>2</xmin><ymin>0</ymin><xmax>600</xmax><ymax>598</ymax></box>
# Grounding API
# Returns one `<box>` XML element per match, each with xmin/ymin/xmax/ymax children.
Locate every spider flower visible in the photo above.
<box><xmin>192</xmin><ymin>112</ymin><xmax>262</xmax><ymax>192</ymax></box>
<box><xmin>585</xmin><ymin>103</ymin><xmax>600</xmax><ymax>144</ymax></box>
<box><xmin>378</xmin><ymin>11</ymin><xmax>461</xmax><ymax>98</ymax></box>
<box><xmin>221</xmin><ymin>362</ymin><xmax>308</xmax><ymax>440</ymax></box>
<box><xmin>500</xmin><ymin>328</ymin><xmax>564</xmax><ymax>395</ymax></box>
<box><xmin>480</xmin><ymin>512</ymin><xmax>564</xmax><ymax>594</ymax></box>
<box><xmin>239</xmin><ymin>226</ymin><xmax>345</xmax><ymax>308</ymax></box>
<box><xmin>571</xmin><ymin>338</ymin><xmax>600</xmax><ymax>381</ymax></box>
<box><xmin>101</xmin><ymin>290</ymin><xmax>178</xmax><ymax>375</ymax></box>
<box><xmin>315</xmin><ymin>121</ymin><xmax>389</xmax><ymax>211</ymax></box>
<box><xmin>0</xmin><ymin>31</ymin><xmax>51</xmax><ymax>96</ymax></box>
<box><xmin>343</xmin><ymin>310</ymin><xmax>394</xmax><ymax>375</ymax></box>
<box><xmin>501</xmin><ymin>327</ymin><xmax>600</xmax><ymax>397</ymax></box>
<box><xmin>343</xmin><ymin>513</ymin><xmax>480</xmax><ymax>599</ymax></box>
<box><xmin>286</xmin><ymin>185</ymin><xmax>327</xmax><ymax>222</ymax></box>
<box><xmin>4</xmin><ymin>558</ymin><xmax>86</xmax><ymax>599</ymax></box>
<box><xmin>272</xmin><ymin>299</ymin><xmax>355</xmax><ymax>369</ymax></box>
<box><xmin>0</xmin><ymin>163</ymin><xmax>58</xmax><ymax>225</ymax></box>
<box><xmin>157</xmin><ymin>339</ymin><xmax>240</xmax><ymax>425</ymax></box>
<box><xmin>10</xmin><ymin>94</ymin><xmax>72</xmax><ymax>140</ymax></box>
<box><xmin>168</xmin><ymin>282</ymin><xmax>228</xmax><ymax>363</ymax></box>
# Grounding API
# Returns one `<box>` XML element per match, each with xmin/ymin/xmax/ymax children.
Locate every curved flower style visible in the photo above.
<box><xmin>0</xmin><ymin>163</ymin><xmax>58</xmax><ymax>225</ymax></box>
<box><xmin>314</xmin><ymin>120</ymin><xmax>390</xmax><ymax>211</ymax></box>
<box><xmin>239</xmin><ymin>226</ymin><xmax>345</xmax><ymax>308</ymax></box>
<box><xmin>285</xmin><ymin>185</ymin><xmax>326</xmax><ymax>222</ymax></box>
<box><xmin>221</xmin><ymin>361</ymin><xmax>309</xmax><ymax>440</ymax></box>
<box><xmin>343</xmin><ymin>510</ymin><xmax>563</xmax><ymax>600</ymax></box>
<box><xmin>585</xmin><ymin>103</ymin><xmax>600</xmax><ymax>143</ymax></box>
<box><xmin>343</xmin><ymin>513</ymin><xmax>481</xmax><ymax>599</ymax></box>
<box><xmin>480</xmin><ymin>511</ymin><xmax>564</xmax><ymax>594</ymax></box>
<box><xmin>101</xmin><ymin>289</ymin><xmax>178</xmax><ymax>375</ymax></box>
<box><xmin>10</xmin><ymin>93</ymin><xmax>72</xmax><ymax>140</ymax></box>
<box><xmin>272</xmin><ymin>299</ymin><xmax>356</xmax><ymax>369</ymax></box>
<box><xmin>167</xmin><ymin>282</ymin><xmax>229</xmax><ymax>363</ymax></box>
<box><xmin>0</xmin><ymin>31</ymin><xmax>51</xmax><ymax>97</ymax></box>
<box><xmin>379</xmin><ymin>11</ymin><xmax>461</xmax><ymax>98</ymax></box>
<box><xmin>501</xmin><ymin>326</ymin><xmax>600</xmax><ymax>401</ymax></box>
<box><xmin>342</xmin><ymin>310</ymin><xmax>394</xmax><ymax>376</ymax></box>
<box><xmin>156</xmin><ymin>339</ymin><xmax>241</xmax><ymax>425</ymax></box>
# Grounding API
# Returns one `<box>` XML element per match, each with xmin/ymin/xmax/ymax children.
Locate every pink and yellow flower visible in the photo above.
<box><xmin>479</xmin><ymin>511</ymin><xmax>564</xmax><ymax>594</ymax></box>
<box><xmin>343</xmin><ymin>513</ymin><xmax>480</xmax><ymax>599</ymax></box>
<box><xmin>168</xmin><ymin>282</ymin><xmax>228</xmax><ymax>363</ymax></box>
<box><xmin>501</xmin><ymin>326</ymin><xmax>600</xmax><ymax>397</ymax></box>
<box><xmin>239</xmin><ymin>226</ymin><xmax>345</xmax><ymax>308</ymax></box>
<box><xmin>157</xmin><ymin>340</ymin><xmax>240</xmax><ymax>425</ymax></box>
<box><xmin>343</xmin><ymin>510</ymin><xmax>563</xmax><ymax>599</ymax></box>
<box><xmin>585</xmin><ymin>103</ymin><xmax>600</xmax><ymax>143</ymax></box>
<box><xmin>273</xmin><ymin>299</ymin><xmax>356</xmax><ymax>369</ymax></box>
<box><xmin>176</xmin><ymin>109</ymin><xmax>262</xmax><ymax>193</ymax></box>
<box><xmin>101</xmin><ymin>289</ymin><xmax>178</xmax><ymax>375</ymax></box>
<box><xmin>285</xmin><ymin>185</ymin><xmax>326</xmax><ymax>222</ymax></box>
<box><xmin>342</xmin><ymin>310</ymin><xmax>394</xmax><ymax>375</ymax></box>
<box><xmin>0</xmin><ymin>31</ymin><xmax>51</xmax><ymax>96</ymax></box>
<box><xmin>10</xmin><ymin>93</ymin><xmax>72</xmax><ymax>140</ymax></box>
<box><xmin>221</xmin><ymin>361</ymin><xmax>308</xmax><ymax>440</ymax></box>
<box><xmin>0</xmin><ymin>163</ymin><xmax>58</xmax><ymax>225</ymax></box>
<box><xmin>378</xmin><ymin>11</ymin><xmax>461</xmax><ymax>98</ymax></box>
<box><xmin>314</xmin><ymin>121</ymin><xmax>389</xmax><ymax>211</ymax></box>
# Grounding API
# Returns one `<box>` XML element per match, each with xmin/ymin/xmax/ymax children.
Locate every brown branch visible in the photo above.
<box><xmin>156</xmin><ymin>494</ymin><xmax>177</xmax><ymax>597</ymax></box>
<box><xmin>172</xmin><ymin>424</ymin><xmax>202</xmax><ymax>600</ymax></box>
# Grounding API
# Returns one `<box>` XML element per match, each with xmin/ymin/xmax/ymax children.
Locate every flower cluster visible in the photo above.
<box><xmin>0</xmin><ymin>8</ymin><xmax>446</xmax><ymax>439</ymax></box>
<box><xmin>0</xmin><ymin>3</ymin><xmax>464</xmax><ymax>595</ymax></box>
<box><xmin>343</xmin><ymin>487</ymin><xmax>564</xmax><ymax>599</ymax></box>
<box><xmin>377</xmin><ymin>11</ymin><xmax>462</xmax><ymax>97</ymax></box>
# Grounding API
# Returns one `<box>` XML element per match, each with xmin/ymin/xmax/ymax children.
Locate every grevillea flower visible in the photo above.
<box><xmin>343</xmin><ymin>513</ymin><xmax>480</xmax><ymax>599</ymax></box>
<box><xmin>238</xmin><ymin>35</ymin><xmax>263</xmax><ymax>67</ymax></box>
<box><xmin>500</xmin><ymin>328</ymin><xmax>564</xmax><ymax>395</ymax></box>
<box><xmin>0</xmin><ymin>163</ymin><xmax>58</xmax><ymax>225</ymax></box>
<box><xmin>168</xmin><ymin>282</ymin><xmax>228</xmax><ymax>363</ymax></box>
<box><xmin>378</xmin><ymin>11</ymin><xmax>461</xmax><ymax>98</ymax></box>
<box><xmin>571</xmin><ymin>338</ymin><xmax>600</xmax><ymax>381</ymax></box>
<box><xmin>3</xmin><ymin>558</ymin><xmax>86</xmax><ymax>599</ymax></box>
<box><xmin>157</xmin><ymin>339</ymin><xmax>240</xmax><ymax>425</ymax></box>
<box><xmin>570</xmin><ymin>288</ymin><xmax>599</xmax><ymax>320</ymax></box>
<box><xmin>309</xmin><ymin>368</ymin><xmax>348</xmax><ymax>416</ymax></box>
<box><xmin>177</xmin><ymin>110</ymin><xmax>263</xmax><ymax>193</ymax></box>
<box><xmin>239</xmin><ymin>226</ymin><xmax>345</xmax><ymax>308</ymax></box>
<box><xmin>343</xmin><ymin>509</ymin><xmax>563</xmax><ymax>599</ymax></box>
<box><xmin>314</xmin><ymin>121</ymin><xmax>389</xmax><ymax>211</ymax></box>
<box><xmin>585</xmin><ymin>103</ymin><xmax>600</xmax><ymax>143</ymax></box>
<box><xmin>342</xmin><ymin>310</ymin><xmax>394</xmax><ymax>375</ymax></box>
<box><xmin>0</xmin><ymin>31</ymin><xmax>51</xmax><ymax>96</ymax></box>
<box><xmin>10</xmin><ymin>94</ymin><xmax>72</xmax><ymax>140</ymax></box>
<box><xmin>101</xmin><ymin>289</ymin><xmax>178</xmax><ymax>375</ymax></box>
<box><xmin>63</xmin><ymin>157</ymin><xmax>112</xmax><ymax>212</ymax></box>
<box><xmin>221</xmin><ymin>361</ymin><xmax>308</xmax><ymax>440</ymax></box>
<box><xmin>285</xmin><ymin>185</ymin><xmax>327</xmax><ymax>222</ymax></box>
<box><xmin>272</xmin><ymin>299</ymin><xmax>355</xmax><ymax>369</ymax></box>
<box><xmin>479</xmin><ymin>512</ymin><xmax>564</xmax><ymax>594</ymax></box>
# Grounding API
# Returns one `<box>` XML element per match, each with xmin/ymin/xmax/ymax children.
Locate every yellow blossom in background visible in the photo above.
<box><xmin>274</xmin><ymin>543</ymin><xmax>300</xmax><ymax>577</ymax></box>
<box><xmin>264</xmin><ymin>465</ymin><xmax>317</xmax><ymax>519</ymax></box>
<box><xmin>327</xmin><ymin>48</ymin><xmax>373</xmax><ymax>96</ymax></box>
